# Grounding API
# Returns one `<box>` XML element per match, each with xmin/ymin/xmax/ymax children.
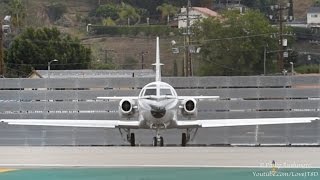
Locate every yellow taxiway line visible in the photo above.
<box><xmin>0</xmin><ymin>168</ymin><xmax>17</xmax><ymax>173</ymax></box>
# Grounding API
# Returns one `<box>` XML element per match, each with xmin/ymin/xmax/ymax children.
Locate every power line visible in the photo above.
<box><xmin>171</xmin><ymin>32</ymin><xmax>279</xmax><ymax>48</ymax></box>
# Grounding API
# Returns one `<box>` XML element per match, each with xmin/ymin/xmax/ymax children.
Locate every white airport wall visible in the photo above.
<box><xmin>0</xmin><ymin>76</ymin><xmax>319</xmax><ymax>146</ymax></box>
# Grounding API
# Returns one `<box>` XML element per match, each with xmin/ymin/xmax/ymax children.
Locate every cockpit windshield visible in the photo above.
<box><xmin>144</xmin><ymin>88</ymin><xmax>156</xmax><ymax>96</ymax></box>
<box><xmin>139</xmin><ymin>82</ymin><xmax>177</xmax><ymax>98</ymax></box>
<box><xmin>141</xmin><ymin>88</ymin><xmax>173</xmax><ymax>97</ymax></box>
<box><xmin>160</xmin><ymin>89</ymin><xmax>172</xmax><ymax>96</ymax></box>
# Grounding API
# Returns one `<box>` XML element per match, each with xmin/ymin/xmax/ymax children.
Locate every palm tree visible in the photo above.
<box><xmin>8</xmin><ymin>0</ymin><xmax>26</xmax><ymax>30</ymax></box>
<box><xmin>118</xmin><ymin>3</ymin><xmax>140</xmax><ymax>26</ymax></box>
<box><xmin>156</xmin><ymin>3</ymin><xmax>178</xmax><ymax>25</ymax></box>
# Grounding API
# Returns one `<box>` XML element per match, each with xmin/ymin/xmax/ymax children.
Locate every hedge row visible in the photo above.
<box><xmin>295</xmin><ymin>65</ymin><xmax>320</xmax><ymax>74</ymax></box>
<box><xmin>89</xmin><ymin>25</ymin><xmax>180</xmax><ymax>36</ymax></box>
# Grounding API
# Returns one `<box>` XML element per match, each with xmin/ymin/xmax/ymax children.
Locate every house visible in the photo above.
<box><xmin>178</xmin><ymin>7</ymin><xmax>219</xmax><ymax>28</ymax></box>
<box><xmin>307</xmin><ymin>7</ymin><xmax>320</xmax><ymax>27</ymax></box>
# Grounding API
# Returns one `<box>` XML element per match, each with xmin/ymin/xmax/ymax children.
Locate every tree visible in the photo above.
<box><xmin>314</xmin><ymin>0</ymin><xmax>320</xmax><ymax>6</ymax></box>
<box><xmin>102</xmin><ymin>17</ymin><xmax>116</xmax><ymax>26</ymax></box>
<box><xmin>95</xmin><ymin>3</ymin><xmax>120</xmax><ymax>20</ymax></box>
<box><xmin>193</xmin><ymin>10</ymin><xmax>278</xmax><ymax>76</ymax></box>
<box><xmin>7</xmin><ymin>0</ymin><xmax>26</xmax><ymax>30</ymax></box>
<box><xmin>156</xmin><ymin>3</ymin><xmax>178</xmax><ymax>24</ymax></box>
<box><xmin>47</xmin><ymin>2</ymin><xmax>67</xmax><ymax>22</ymax></box>
<box><xmin>118</xmin><ymin>3</ymin><xmax>140</xmax><ymax>25</ymax></box>
<box><xmin>6</xmin><ymin>27</ymin><xmax>91</xmax><ymax>77</ymax></box>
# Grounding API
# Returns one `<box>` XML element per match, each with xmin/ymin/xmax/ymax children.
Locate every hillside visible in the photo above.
<box><xmin>82</xmin><ymin>36</ymin><xmax>184</xmax><ymax>76</ymax></box>
<box><xmin>0</xmin><ymin>0</ymin><xmax>317</xmax><ymax>76</ymax></box>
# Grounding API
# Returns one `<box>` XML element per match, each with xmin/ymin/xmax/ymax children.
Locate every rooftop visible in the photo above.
<box><xmin>307</xmin><ymin>6</ymin><xmax>320</xmax><ymax>13</ymax></box>
<box><xmin>180</xmin><ymin>7</ymin><xmax>219</xmax><ymax>17</ymax></box>
<box><xmin>192</xmin><ymin>7</ymin><xmax>219</xmax><ymax>17</ymax></box>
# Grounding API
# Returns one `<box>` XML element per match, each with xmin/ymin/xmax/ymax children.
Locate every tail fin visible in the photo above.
<box><xmin>152</xmin><ymin>36</ymin><xmax>163</xmax><ymax>82</ymax></box>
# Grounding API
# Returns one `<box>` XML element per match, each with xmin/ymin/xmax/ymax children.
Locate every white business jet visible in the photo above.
<box><xmin>1</xmin><ymin>37</ymin><xmax>319</xmax><ymax>146</ymax></box>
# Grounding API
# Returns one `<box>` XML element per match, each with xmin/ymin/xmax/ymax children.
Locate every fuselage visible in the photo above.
<box><xmin>137</xmin><ymin>81</ymin><xmax>179</xmax><ymax>129</ymax></box>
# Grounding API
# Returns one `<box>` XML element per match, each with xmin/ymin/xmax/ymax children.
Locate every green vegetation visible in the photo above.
<box><xmin>47</xmin><ymin>2</ymin><xmax>67</xmax><ymax>22</ymax></box>
<box><xmin>118</xmin><ymin>3</ymin><xmax>140</xmax><ymax>25</ymax></box>
<box><xmin>91</xmin><ymin>25</ymin><xmax>179</xmax><ymax>36</ymax></box>
<box><xmin>6</xmin><ymin>27</ymin><xmax>91</xmax><ymax>77</ymax></box>
<box><xmin>1</xmin><ymin>0</ymin><xmax>317</xmax><ymax>76</ymax></box>
<box><xmin>156</xmin><ymin>3</ymin><xmax>178</xmax><ymax>24</ymax></box>
<box><xmin>296</xmin><ymin>64</ymin><xmax>320</xmax><ymax>73</ymax></box>
<box><xmin>7</xmin><ymin>0</ymin><xmax>26</xmax><ymax>31</ymax></box>
<box><xmin>194</xmin><ymin>10</ymin><xmax>278</xmax><ymax>76</ymax></box>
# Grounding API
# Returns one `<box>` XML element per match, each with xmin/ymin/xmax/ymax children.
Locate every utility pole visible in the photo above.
<box><xmin>175</xmin><ymin>0</ymin><xmax>200</xmax><ymax>76</ymax></box>
<box><xmin>0</xmin><ymin>20</ymin><xmax>5</xmax><ymax>77</ymax></box>
<box><xmin>278</xmin><ymin>4</ymin><xmax>284</xmax><ymax>72</ymax></box>
<box><xmin>185</xmin><ymin>0</ymin><xmax>193</xmax><ymax>77</ymax></box>
<box><xmin>269</xmin><ymin>1</ymin><xmax>293</xmax><ymax>72</ymax></box>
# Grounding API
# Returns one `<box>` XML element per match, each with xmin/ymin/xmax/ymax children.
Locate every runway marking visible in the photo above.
<box><xmin>0</xmin><ymin>168</ymin><xmax>17</xmax><ymax>173</ymax></box>
<box><xmin>0</xmin><ymin>164</ymin><xmax>319</xmax><ymax>169</ymax></box>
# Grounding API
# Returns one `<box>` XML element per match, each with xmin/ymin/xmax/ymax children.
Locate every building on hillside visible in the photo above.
<box><xmin>307</xmin><ymin>7</ymin><xmax>320</xmax><ymax>28</ymax></box>
<box><xmin>178</xmin><ymin>7</ymin><xmax>219</xmax><ymax>28</ymax></box>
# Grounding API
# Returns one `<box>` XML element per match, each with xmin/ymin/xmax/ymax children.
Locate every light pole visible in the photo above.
<box><xmin>140</xmin><ymin>51</ymin><xmax>148</xmax><ymax>69</ymax></box>
<box><xmin>289</xmin><ymin>61</ymin><xmax>294</xmax><ymax>76</ymax></box>
<box><xmin>48</xmin><ymin>59</ymin><xmax>58</xmax><ymax>79</ymax></box>
<box><xmin>264</xmin><ymin>46</ymin><xmax>267</xmax><ymax>75</ymax></box>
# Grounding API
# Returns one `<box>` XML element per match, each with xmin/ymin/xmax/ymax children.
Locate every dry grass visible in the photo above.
<box><xmin>82</xmin><ymin>36</ymin><xmax>184</xmax><ymax>76</ymax></box>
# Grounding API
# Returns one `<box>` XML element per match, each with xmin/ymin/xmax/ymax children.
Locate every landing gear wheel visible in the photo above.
<box><xmin>181</xmin><ymin>133</ymin><xmax>187</xmax><ymax>147</ymax></box>
<box><xmin>159</xmin><ymin>136</ymin><xmax>164</xmax><ymax>147</ymax></box>
<box><xmin>130</xmin><ymin>133</ymin><xmax>135</xmax><ymax>146</ymax></box>
<box><xmin>153</xmin><ymin>137</ymin><xmax>157</xmax><ymax>146</ymax></box>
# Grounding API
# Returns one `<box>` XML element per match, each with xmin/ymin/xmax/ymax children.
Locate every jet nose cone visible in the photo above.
<box><xmin>150</xmin><ymin>105</ymin><xmax>166</xmax><ymax>119</ymax></box>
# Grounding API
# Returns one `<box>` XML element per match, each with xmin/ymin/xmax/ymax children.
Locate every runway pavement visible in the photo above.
<box><xmin>0</xmin><ymin>147</ymin><xmax>319</xmax><ymax>168</ymax></box>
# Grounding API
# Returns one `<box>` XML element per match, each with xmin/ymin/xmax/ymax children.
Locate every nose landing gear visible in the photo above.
<box><xmin>152</xmin><ymin>129</ymin><xmax>164</xmax><ymax>146</ymax></box>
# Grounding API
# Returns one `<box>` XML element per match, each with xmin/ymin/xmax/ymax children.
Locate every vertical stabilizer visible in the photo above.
<box><xmin>152</xmin><ymin>37</ymin><xmax>163</xmax><ymax>82</ymax></box>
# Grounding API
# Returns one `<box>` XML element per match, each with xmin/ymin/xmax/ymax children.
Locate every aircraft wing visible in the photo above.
<box><xmin>0</xmin><ymin>119</ymin><xmax>140</xmax><ymax>129</ymax></box>
<box><xmin>176</xmin><ymin>117</ymin><xmax>319</xmax><ymax>128</ymax></box>
<box><xmin>97</xmin><ymin>97</ymin><xmax>139</xmax><ymax>100</ymax></box>
<box><xmin>178</xmin><ymin>96</ymin><xmax>219</xmax><ymax>100</ymax></box>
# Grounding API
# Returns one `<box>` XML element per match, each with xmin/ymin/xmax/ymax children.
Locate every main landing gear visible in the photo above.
<box><xmin>181</xmin><ymin>128</ymin><xmax>198</xmax><ymax>147</ymax></box>
<box><xmin>119</xmin><ymin>128</ymin><xmax>135</xmax><ymax>146</ymax></box>
<box><xmin>152</xmin><ymin>129</ymin><xmax>164</xmax><ymax>147</ymax></box>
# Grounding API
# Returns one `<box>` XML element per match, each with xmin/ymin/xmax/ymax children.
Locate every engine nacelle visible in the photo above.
<box><xmin>119</xmin><ymin>99</ymin><xmax>136</xmax><ymax>118</ymax></box>
<box><xmin>181</xmin><ymin>99</ymin><xmax>197</xmax><ymax>117</ymax></box>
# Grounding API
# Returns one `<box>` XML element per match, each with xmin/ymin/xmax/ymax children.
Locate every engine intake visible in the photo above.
<box><xmin>181</xmin><ymin>99</ymin><xmax>197</xmax><ymax>117</ymax></box>
<box><xmin>119</xmin><ymin>99</ymin><xmax>135</xmax><ymax>118</ymax></box>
